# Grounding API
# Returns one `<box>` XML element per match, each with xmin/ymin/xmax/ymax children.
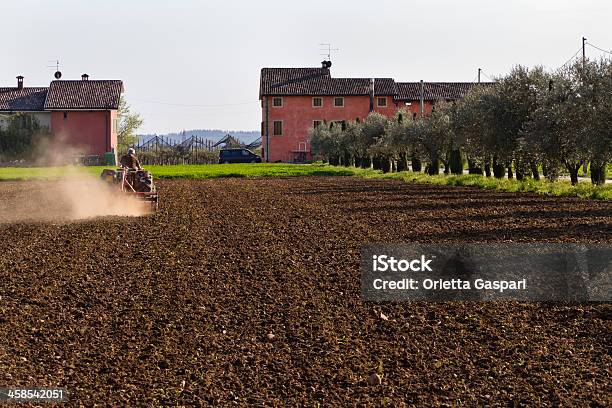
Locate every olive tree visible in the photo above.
<box><xmin>118</xmin><ymin>97</ymin><xmax>144</xmax><ymax>152</ymax></box>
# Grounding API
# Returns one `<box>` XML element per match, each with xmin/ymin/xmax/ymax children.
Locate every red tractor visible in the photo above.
<box><xmin>100</xmin><ymin>167</ymin><xmax>159</xmax><ymax>212</ymax></box>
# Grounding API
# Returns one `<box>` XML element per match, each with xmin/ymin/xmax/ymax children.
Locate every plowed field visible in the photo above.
<box><xmin>0</xmin><ymin>177</ymin><xmax>610</xmax><ymax>406</ymax></box>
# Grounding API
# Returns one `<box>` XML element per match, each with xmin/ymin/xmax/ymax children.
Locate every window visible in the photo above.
<box><xmin>273</xmin><ymin>120</ymin><xmax>283</xmax><ymax>136</ymax></box>
<box><xmin>313</xmin><ymin>120</ymin><xmax>322</xmax><ymax>129</ymax></box>
<box><xmin>272</xmin><ymin>97</ymin><xmax>283</xmax><ymax>107</ymax></box>
<box><xmin>312</xmin><ymin>97</ymin><xmax>323</xmax><ymax>107</ymax></box>
<box><xmin>333</xmin><ymin>97</ymin><xmax>344</xmax><ymax>107</ymax></box>
<box><xmin>377</xmin><ymin>97</ymin><xmax>387</xmax><ymax>107</ymax></box>
<box><xmin>331</xmin><ymin>120</ymin><xmax>346</xmax><ymax>130</ymax></box>
<box><xmin>63</xmin><ymin>112</ymin><xmax>68</xmax><ymax>119</ymax></box>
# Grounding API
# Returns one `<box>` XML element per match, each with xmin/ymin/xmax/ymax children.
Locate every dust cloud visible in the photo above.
<box><xmin>0</xmin><ymin>172</ymin><xmax>152</xmax><ymax>223</ymax></box>
<box><xmin>0</xmin><ymin>140</ymin><xmax>152</xmax><ymax>223</ymax></box>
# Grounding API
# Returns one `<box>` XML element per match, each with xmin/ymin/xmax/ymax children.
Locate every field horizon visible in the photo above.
<box><xmin>0</xmin><ymin>163</ymin><xmax>610</xmax><ymax>200</ymax></box>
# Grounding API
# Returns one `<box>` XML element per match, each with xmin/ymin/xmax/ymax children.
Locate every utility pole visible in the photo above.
<box><xmin>369</xmin><ymin>78</ymin><xmax>375</xmax><ymax>112</ymax></box>
<box><xmin>419</xmin><ymin>80</ymin><xmax>424</xmax><ymax>117</ymax></box>
<box><xmin>580</xmin><ymin>36</ymin><xmax>588</xmax><ymax>177</ymax></box>
<box><xmin>478</xmin><ymin>68</ymin><xmax>481</xmax><ymax>84</ymax></box>
<box><xmin>265</xmin><ymin>97</ymin><xmax>270</xmax><ymax>162</ymax></box>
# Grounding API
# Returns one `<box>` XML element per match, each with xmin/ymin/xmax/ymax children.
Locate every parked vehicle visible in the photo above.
<box><xmin>218</xmin><ymin>148</ymin><xmax>262</xmax><ymax>164</ymax></box>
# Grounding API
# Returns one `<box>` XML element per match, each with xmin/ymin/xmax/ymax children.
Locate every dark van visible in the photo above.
<box><xmin>218</xmin><ymin>148</ymin><xmax>262</xmax><ymax>164</ymax></box>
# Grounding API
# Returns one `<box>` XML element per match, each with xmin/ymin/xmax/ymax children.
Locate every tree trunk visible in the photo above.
<box><xmin>590</xmin><ymin>159</ymin><xmax>606</xmax><ymax>185</ymax></box>
<box><xmin>411</xmin><ymin>155</ymin><xmax>422</xmax><ymax>172</ymax></box>
<box><xmin>515</xmin><ymin>160</ymin><xmax>524</xmax><ymax>181</ymax></box>
<box><xmin>383</xmin><ymin>157</ymin><xmax>391</xmax><ymax>173</ymax></box>
<box><xmin>492</xmin><ymin>156</ymin><xmax>505</xmax><ymax>179</ymax></box>
<box><xmin>397</xmin><ymin>152</ymin><xmax>409</xmax><ymax>172</ymax></box>
<box><xmin>507</xmin><ymin>164</ymin><xmax>513</xmax><ymax>179</ymax></box>
<box><xmin>443</xmin><ymin>160</ymin><xmax>450</xmax><ymax>175</ymax></box>
<box><xmin>484</xmin><ymin>161</ymin><xmax>491</xmax><ymax>177</ymax></box>
<box><xmin>467</xmin><ymin>158</ymin><xmax>482</xmax><ymax>175</ymax></box>
<box><xmin>427</xmin><ymin>158</ymin><xmax>440</xmax><ymax>175</ymax></box>
<box><xmin>569</xmin><ymin>168</ymin><xmax>579</xmax><ymax>185</ymax></box>
<box><xmin>565</xmin><ymin>162</ymin><xmax>581</xmax><ymax>186</ymax></box>
<box><xmin>515</xmin><ymin>159</ymin><xmax>529</xmax><ymax>181</ymax></box>
<box><xmin>450</xmin><ymin>149</ymin><xmax>463</xmax><ymax>175</ymax></box>
<box><xmin>359</xmin><ymin>156</ymin><xmax>368</xmax><ymax>169</ymax></box>
<box><xmin>530</xmin><ymin>162</ymin><xmax>540</xmax><ymax>181</ymax></box>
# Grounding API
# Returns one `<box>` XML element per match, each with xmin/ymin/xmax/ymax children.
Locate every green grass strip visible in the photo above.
<box><xmin>0</xmin><ymin>163</ymin><xmax>609</xmax><ymax>200</ymax></box>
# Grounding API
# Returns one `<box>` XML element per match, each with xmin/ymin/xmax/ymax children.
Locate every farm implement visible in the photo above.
<box><xmin>100</xmin><ymin>167</ymin><xmax>159</xmax><ymax>212</ymax></box>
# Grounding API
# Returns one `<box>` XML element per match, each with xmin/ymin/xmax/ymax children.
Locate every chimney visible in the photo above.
<box><xmin>16</xmin><ymin>75</ymin><xmax>24</xmax><ymax>90</ymax></box>
<box><xmin>81</xmin><ymin>73</ymin><xmax>89</xmax><ymax>81</ymax></box>
<box><xmin>321</xmin><ymin>60</ymin><xmax>332</xmax><ymax>75</ymax></box>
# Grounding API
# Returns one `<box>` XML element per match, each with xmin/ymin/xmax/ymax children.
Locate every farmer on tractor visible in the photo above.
<box><xmin>120</xmin><ymin>148</ymin><xmax>142</xmax><ymax>171</ymax></box>
<box><xmin>100</xmin><ymin>148</ymin><xmax>158</xmax><ymax>211</ymax></box>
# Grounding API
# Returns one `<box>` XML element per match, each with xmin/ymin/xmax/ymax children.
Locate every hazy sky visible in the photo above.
<box><xmin>1</xmin><ymin>0</ymin><xmax>611</xmax><ymax>134</ymax></box>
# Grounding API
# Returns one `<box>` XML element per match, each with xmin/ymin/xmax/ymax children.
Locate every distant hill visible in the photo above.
<box><xmin>138</xmin><ymin>129</ymin><xmax>260</xmax><ymax>144</ymax></box>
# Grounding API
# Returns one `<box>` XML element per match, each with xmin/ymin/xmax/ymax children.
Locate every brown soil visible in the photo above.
<box><xmin>0</xmin><ymin>177</ymin><xmax>610</xmax><ymax>406</ymax></box>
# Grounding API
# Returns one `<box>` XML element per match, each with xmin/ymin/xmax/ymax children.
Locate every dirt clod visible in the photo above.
<box><xmin>368</xmin><ymin>373</ymin><xmax>382</xmax><ymax>386</ymax></box>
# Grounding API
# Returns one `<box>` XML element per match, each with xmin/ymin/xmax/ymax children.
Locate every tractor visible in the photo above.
<box><xmin>100</xmin><ymin>167</ymin><xmax>159</xmax><ymax>212</ymax></box>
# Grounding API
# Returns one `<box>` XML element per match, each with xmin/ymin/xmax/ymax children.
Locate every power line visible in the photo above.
<box><xmin>128</xmin><ymin>98</ymin><xmax>259</xmax><ymax>107</ymax></box>
<box><xmin>558</xmin><ymin>47</ymin><xmax>583</xmax><ymax>70</ymax></box>
<box><xmin>479</xmin><ymin>70</ymin><xmax>495</xmax><ymax>82</ymax></box>
<box><xmin>586</xmin><ymin>41</ymin><xmax>612</xmax><ymax>55</ymax></box>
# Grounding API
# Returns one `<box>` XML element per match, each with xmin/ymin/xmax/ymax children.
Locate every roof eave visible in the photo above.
<box><xmin>261</xmin><ymin>92</ymin><xmax>396</xmax><ymax>97</ymax></box>
<box><xmin>0</xmin><ymin>109</ymin><xmax>47</xmax><ymax>112</ymax></box>
<box><xmin>44</xmin><ymin>107</ymin><xmax>119</xmax><ymax>111</ymax></box>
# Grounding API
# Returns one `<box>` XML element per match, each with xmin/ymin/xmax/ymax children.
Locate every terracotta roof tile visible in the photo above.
<box><xmin>260</xmin><ymin>68</ymin><xmax>490</xmax><ymax>100</ymax></box>
<box><xmin>44</xmin><ymin>80</ymin><xmax>123</xmax><ymax>110</ymax></box>
<box><xmin>0</xmin><ymin>87</ymin><xmax>48</xmax><ymax>111</ymax></box>
<box><xmin>395</xmin><ymin>82</ymin><xmax>494</xmax><ymax>101</ymax></box>
<box><xmin>260</xmin><ymin>68</ymin><xmax>395</xmax><ymax>96</ymax></box>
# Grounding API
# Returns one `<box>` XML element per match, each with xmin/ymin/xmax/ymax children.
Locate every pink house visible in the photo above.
<box><xmin>0</xmin><ymin>74</ymin><xmax>123</xmax><ymax>162</ymax></box>
<box><xmin>259</xmin><ymin>62</ymin><xmax>488</xmax><ymax>163</ymax></box>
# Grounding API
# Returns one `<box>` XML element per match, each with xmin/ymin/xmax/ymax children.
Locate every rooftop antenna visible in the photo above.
<box><xmin>47</xmin><ymin>60</ymin><xmax>60</xmax><ymax>71</ymax></box>
<box><xmin>47</xmin><ymin>59</ymin><xmax>62</xmax><ymax>79</ymax></box>
<box><xmin>319</xmin><ymin>43</ymin><xmax>339</xmax><ymax>60</ymax></box>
